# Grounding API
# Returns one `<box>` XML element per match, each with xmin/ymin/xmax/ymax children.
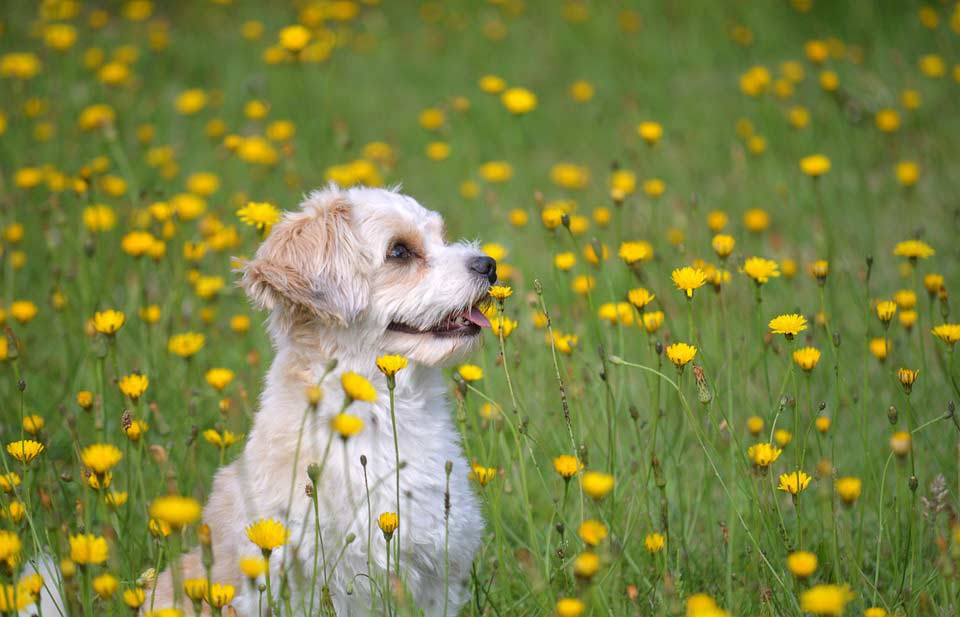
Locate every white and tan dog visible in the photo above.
<box><xmin>150</xmin><ymin>185</ymin><xmax>494</xmax><ymax>615</ymax></box>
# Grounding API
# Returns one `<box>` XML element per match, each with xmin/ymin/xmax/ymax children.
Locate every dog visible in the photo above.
<box><xmin>148</xmin><ymin>185</ymin><xmax>494</xmax><ymax>615</ymax></box>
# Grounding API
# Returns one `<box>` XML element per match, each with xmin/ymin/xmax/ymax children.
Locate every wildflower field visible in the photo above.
<box><xmin>2</xmin><ymin>1</ymin><xmax>960</xmax><ymax>616</ymax></box>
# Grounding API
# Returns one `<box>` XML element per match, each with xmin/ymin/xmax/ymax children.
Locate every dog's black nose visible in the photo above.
<box><xmin>469</xmin><ymin>255</ymin><xmax>497</xmax><ymax>284</ymax></box>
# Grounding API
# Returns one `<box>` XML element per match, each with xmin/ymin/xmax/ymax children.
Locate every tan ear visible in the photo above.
<box><xmin>238</xmin><ymin>194</ymin><xmax>370</xmax><ymax>326</ymax></box>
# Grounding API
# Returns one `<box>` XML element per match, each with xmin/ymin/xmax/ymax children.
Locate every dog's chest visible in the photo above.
<box><xmin>299</xmin><ymin>387</ymin><xmax>483</xmax><ymax>599</ymax></box>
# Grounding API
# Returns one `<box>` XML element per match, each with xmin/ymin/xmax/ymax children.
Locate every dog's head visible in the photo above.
<box><xmin>239</xmin><ymin>185</ymin><xmax>496</xmax><ymax>365</ymax></box>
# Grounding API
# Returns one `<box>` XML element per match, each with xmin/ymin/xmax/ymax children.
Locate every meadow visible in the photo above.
<box><xmin>1</xmin><ymin>1</ymin><xmax>960</xmax><ymax>615</ymax></box>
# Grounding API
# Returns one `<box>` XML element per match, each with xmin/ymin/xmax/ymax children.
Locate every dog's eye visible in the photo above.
<box><xmin>387</xmin><ymin>242</ymin><xmax>412</xmax><ymax>260</ymax></box>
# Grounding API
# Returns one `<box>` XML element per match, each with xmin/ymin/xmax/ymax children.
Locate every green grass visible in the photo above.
<box><xmin>1</xmin><ymin>1</ymin><xmax>959</xmax><ymax>615</ymax></box>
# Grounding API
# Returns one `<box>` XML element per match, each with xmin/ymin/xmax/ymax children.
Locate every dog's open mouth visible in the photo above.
<box><xmin>387</xmin><ymin>306</ymin><xmax>491</xmax><ymax>337</ymax></box>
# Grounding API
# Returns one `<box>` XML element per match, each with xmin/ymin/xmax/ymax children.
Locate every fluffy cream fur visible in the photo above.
<box><xmin>147</xmin><ymin>185</ymin><xmax>492</xmax><ymax>616</ymax></box>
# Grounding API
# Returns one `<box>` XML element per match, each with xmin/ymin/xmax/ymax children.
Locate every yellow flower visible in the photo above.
<box><xmin>469</xmin><ymin>464</ymin><xmax>497</xmax><ymax>486</ymax></box>
<box><xmin>897</xmin><ymin>368</ymin><xmax>919</xmax><ymax>394</ymax></box>
<box><xmin>643</xmin><ymin>311</ymin><xmax>665</xmax><ymax>334</ymax></box>
<box><xmin>893</xmin><ymin>289</ymin><xmax>917</xmax><ymax>310</ymax></box>
<box><xmin>92</xmin><ymin>309</ymin><xmax>127</xmax><ymax>335</ymax></box>
<box><xmin>168</xmin><ymin>333</ymin><xmax>205</xmax><ymax>358</ymax></box>
<box><xmin>869</xmin><ymin>338</ymin><xmax>891</xmax><ymax>361</ymax></box>
<box><xmin>773</xmin><ymin>428</ymin><xmax>793</xmax><ymax>448</ymax></box>
<box><xmin>815</xmin><ymin>416</ymin><xmax>831</xmax><ymax>433</ymax></box>
<box><xmin>478</xmin><ymin>74</ymin><xmax>507</xmax><ymax>94</ymax></box>
<box><xmin>6</xmin><ymin>440</ymin><xmax>44</xmax><ymax>464</ymax></box>
<box><xmin>747</xmin><ymin>443</ymin><xmax>782</xmax><ymax>468</ymax></box>
<box><xmin>69</xmin><ymin>534</ymin><xmax>109</xmax><ymax>565</ymax></box>
<box><xmin>246</xmin><ymin>518</ymin><xmax>288</xmax><ymax>553</ymax></box>
<box><xmin>890</xmin><ymin>431</ymin><xmax>911</xmax><ymax>457</ymax></box>
<box><xmin>0</xmin><ymin>473</ymin><xmax>20</xmax><ymax>493</ymax></box>
<box><xmin>93</xmin><ymin>573</ymin><xmax>119</xmax><ymax>599</ymax></box>
<box><xmin>124</xmin><ymin>419</ymin><xmax>148</xmax><ymax>442</ymax></box>
<box><xmin>7</xmin><ymin>301</ymin><xmax>37</xmax><ymax>324</ymax></box>
<box><xmin>742</xmin><ymin>257</ymin><xmax>780</xmax><ymax>284</ymax></box>
<box><xmin>501</xmin><ymin>87</ymin><xmax>537</xmax><ymax>114</ymax></box>
<box><xmin>104</xmin><ymin>491</ymin><xmax>128</xmax><ymax>508</ymax></box>
<box><xmin>834</xmin><ymin>477</ymin><xmax>862</xmax><ymax>505</ymax></box>
<box><xmin>202</xmin><ymin>429</ymin><xmax>242</xmax><ymax>449</ymax></box>
<box><xmin>181</xmin><ymin>578</ymin><xmax>209</xmax><ymax>606</ymax></box>
<box><xmin>746</xmin><ymin>416</ymin><xmax>764</xmax><ymax>435</ymax></box>
<box><xmin>237</xmin><ymin>202</ymin><xmax>280</xmax><ymax>234</ymax></box>
<box><xmin>279</xmin><ymin>24</ymin><xmax>311</xmax><ymax>52</ymax></box>
<box><xmin>932</xmin><ymin>324</ymin><xmax>960</xmax><ymax>346</ymax></box>
<box><xmin>207</xmin><ymin>583</ymin><xmax>235</xmax><ymax>608</ymax></box>
<box><xmin>864</xmin><ymin>608</ymin><xmax>887</xmax><ymax>617</ymax></box>
<box><xmin>122</xmin><ymin>587</ymin><xmax>145</xmax><ymax>609</ymax></box>
<box><xmin>573</xmin><ymin>551</ymin><xmax>600</xmax><ymax>579</ymax></box>
<box><xmin>478</xmin><ymin>161</ymin><xmax>513</xmax><ymax>183</ymax></box>
<box><xmin>553</xmin><ymin>455</ymin><xmax>581</xmax><ymax>480</ymax></box>
<box><xmin>175</xmin><ymin>89</ymin><xmax>207</xmax><ymax>115</ymax></box>
<box><xmin>768</xmin><ymin>313</ymin><xmax>807</xmax><ymax>338</ymax></box>
<box><xmin>893</xmin><ymin>239</ymin><xmax>934</xmax><ymax>260</ymax></box>
<box><xmin>644</xmin><ymin>533</ymin><xmax>665</xmax><ymax>554</ymax></box>
<box><xmin>376</xmin><ymin>355</ymin><xmax>408</xmax><ymax>378</ymax></box>
<box><xmin>671</xmin><ymin>267</ymin><xmax>707</xmax><ymax>299</ymax></box>
<box><xmin>875</xmin><ymin>108</ymin><xmax>900</xmax><ymax>133</ymax></box>
<box><xmin>875</xmin><ymin>300</ymin><xmax>897</xmax><ymax>324</ymax></box>
<box><xmin>619</xmin><ymin>241</ymin><xmax>654</xmax><ymax>265</ymax></box>
<box><xmin>556</xmin><ymin>597</ymin><xmax>586</xmax><ymax>617</ymax></box>
<box><xmin>627</xmin><ymin>288</ymin><xmax>655</xmax><ymax>309</ymax></box>
<box><xmin>149</xmin><ymin>495</ymin><xmax>202</xmax><ymax>529</ymax></box>
<box><xmin>83</xmin><ymin>205</ymin><xmax>117</xmax><ymax>233</ymax></box>
<box><xmin>743</xmin><ymin>208</ymin><xmax>770</xmax><ymax>233</ymax></box>
<box><xmin>341</xmin><ymin>371</ymin><xmax>377</xmax><ymax>402</ymax></box>
<box><xmin>203</xmin><ymin>368</ymin><xmax>234</xmax><ymax>392</ymax></box>
<box><xmin>458</xmin><ymin>364</ymin><xmax>483</xmax><ymax>382</ymax></box>
<box><xmin>489</xmin><ymin>285</ymin><xmax>513</xmax><ymax>301</ymax></box>
<box><xmin>581</xmin><ymin>471</ymin><xmax>615</xmax><ymax>500</ymax></box>
<box><xmin>799</xmin><ymin>584</ymin><xmax>855</xmax><ymax>616</ymax></box>
<box><xmin>569</xmin><ymin>80</ymin><xmax>594</xmax><ymax>102</ymax></box>
<box><xmin>425</xmin><ymin>141</ymin><xmax>450</xmax><ymax>160</ymax></box>
<box><xmin>577</xmin><ymin>519</ymin><xmax>608</xmax><ymax>547</ymax></box>
<box><xmin>2</xmin><ymin>501</ymin><xmax>25</xmax><ymax>523</ymax></box>
<box><xmin>665</xmin><ymin>343</ymin><xmax>697</xmax><ymax>368</ymax></box>
<box><xmin>800</xmin><ymin>154</ymin><xmax>830</xmax><ymax>178</ymax></box>
<box><xmin>777</xmin><ymin>470</ymin><xmax>812</xmax><ymax>495</ymax></box>
<box><xmin>378</xmin><ymin>512</ymin><xmax>399</xmax><ymax>539</ymax></box>
<box><xmin>418</xmin><ymin>108</ymin><xmax>445</xmax><ymax>130</ymax></box>
<box><xmin>786</xmin><ymin>551</ymin><xmax>818</xmax><ymax>578</ymax></box>
<box><xmin>0</xmin><ymin>531</ymin><xmax>22</xmax><ymax>568</ymax></box>
<box><xmin>80</xmin><ymin>444</ymin><xmax>122</xmax><ymax>474</ymax></box>
<box><xmin>792</xmin><ymin>347</ymin><xmax>820</xmax><ymax>371</ymax></box>
<box><xmin>149</xmin><ymin>518</ymin><xmax>171</xmax><ymax>538</ymax></box>
<box><xmin>711</xmin><ymin>234</ymin><xmax>735</xmax><ymax>259</ymax></box>
<box><xmin>330</xmin><ymin>414</ymin><xmax>364</xmax><ymax>439</ymax></box>
<box><xmin>642</xmin><ymin>178</ymin><xmax>665</xmax><ymax>198</ymax></box>
<box><xmin>637</xmin><ymin>121</ymin><xmax>663</xmax><ymax>145</ymax></box>
<box><xmin>238</xmin><ymin>556</ymin><xmax>267</xmax><ymax>579</ymax></box>
<box><xmin>118</xmin><ymin>373</ymin><xmax>149</xmax><ymax>400</ymax></box>
<box><xmin>896</xmin><ymin>161</ymin><xmax>919</xmax><ymax>187</ymax></box>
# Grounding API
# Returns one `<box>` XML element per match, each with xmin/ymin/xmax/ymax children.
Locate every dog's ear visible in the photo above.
<box><xmin>239</xmin><ymin>194</ymin><xmax>370</xmax><ymax>326</ymax></box>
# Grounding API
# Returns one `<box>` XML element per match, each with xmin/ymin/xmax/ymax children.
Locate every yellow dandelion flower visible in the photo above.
<box><xmin>799</xmin><ymin>584</ymin><xmax>855</xmax><ymax>616</ymax></box>
<box><xmin>777</xmin><ymin>470</ymin><xmax>812</xmax><ymax>495</ymax></box>
<box><xmin>91</xmin><ymin>310</ymin><xmax>126</xmax><ymax>335</ymax></box>
<box><xmin>80</xmin><ymin>444</ymin><xmax>122</xmax><ymax>474</ymax></box>
<box><xmin>742</xmin><ymin>257</ymin><xmax>780</xmax><ymax>284</ymax></box>
<box><xmin>747</xmin><ymin>443</ymin><xmax>782</xmax><ymax>468</ymax></box>
<box><xmin>786</xmin><ymin>551</ymin><xmax>818</xmax><ymax>578</ymax></box>
<box><xmin>237</xmin><ymin>202</ymin><xmax>280</xmax><ymax>234</ymax></box>
<box><xmin>665</xmin><ymin>342</ymin><xmax>697</xmax><ymax>368</ymax></box>
<box><xmin>5</xmin><ymin>440</ymin><xmax>43</xmax><ymax>464</ymax></box>
<box><xmin>768</xmin><ymin>313</ymin><xmax>807</xmax><ymax>338</ymax></box>
<box><xmin>69</xmin><ymin>534</ymin><xmax>109</xmax><ymax>565</ymax></box>
<box><xmin>581</xmin><ymin>471</ymin><xmax>615</xmax><ymax>500</ymax></box>
<box><xmin>341</xmin><ymin>371</ymin><xmax>376</xmax><ymax>402</ymax></box>
<box><xmin>148</xmin><ymin>495</ymin><xmax>202</xmax><ymax>529</ymax></box>
<box><xmin>672</xmin><ymin>267</ymin><xmax>707</xmax><ymax>298</ymax></box>
<box><xmin>245</xmin><ymin>518</ymin><xmax>288</xmax><ymax>553</ymax></box>
<box><xmin>118</xmin><ymin>373</ymin><xmax>149</xmax><ymax>400</ymax></box>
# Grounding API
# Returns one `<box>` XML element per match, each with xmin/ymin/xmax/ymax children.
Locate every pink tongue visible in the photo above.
<box><xmin>465</xmin><ymin>307</ymin><xmax>491</xmax><ymax>328</ymax></box>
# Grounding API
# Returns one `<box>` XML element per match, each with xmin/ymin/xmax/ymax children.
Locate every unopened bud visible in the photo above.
<box><xmin>908</xmin><ymin>476</ymin><xmax>918</xmax><ymax>492</ymax></box>
<box><xmin>307</xmin><ymin>463</ymin><xmax>321</xmax><ymax>485</ymax></box>
<box><xmin>887</xmin><ymin>405</ymin><xmax>898</xmax><ymax>425</ymax></box>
